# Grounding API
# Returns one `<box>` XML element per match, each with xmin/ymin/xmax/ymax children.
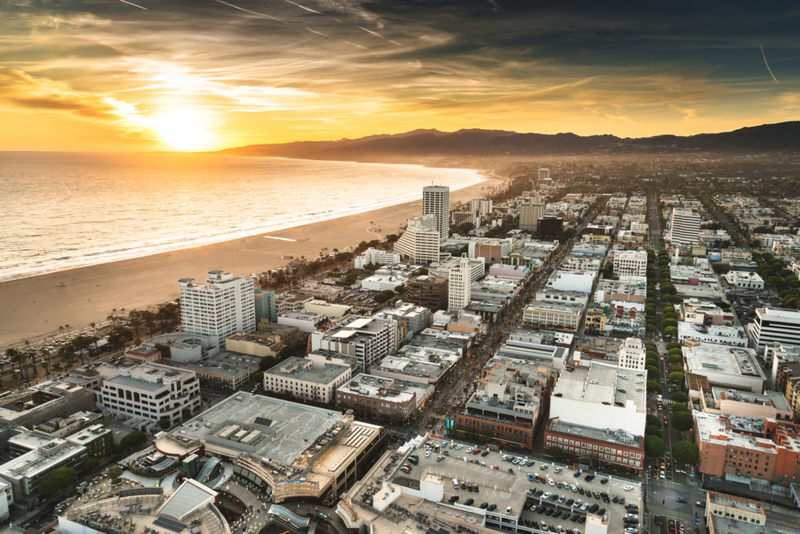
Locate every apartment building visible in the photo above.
<box><xmin>263</xmin><ymin>356</ymin><xmax>352</xmax><ymax>404</ymax></box>
<box><xmin>448</xmin><ymin>257</ymin><xmax>472</xmax><ymax>311</ymax></box>
<box><xmin>519</xmin><ymin>193</ymin><xmax>545</xmax><ymax>232</ymax></box>
<box><xmin>522</xmin><ymin>302</ymin><xmax>583</xmax><ymax>332</ymax></box>
<box><xmin>310</xmin><ymin>316</ymin><xmax>397</xmax><ymax>373</ymax></box>
<box><xmin>669</xmin><ymin>208</ymin><xmax>701</xmax><ymax>246</ymax></box>
<box><xmin>179</xmin><ymin>270</ymin><xmax>256</xmax><ymax>349</ymax></box>
<box><xmin>354</xmin><ymin>247</ymin><xmax>401</xmax><ymax>269</ymax></box>
<box><xmin>613</xmin><ymin>249</ymin><xmax>648</xmax><ymax>277</ymax></box>
<box><xmin>97</xmin><ymin>362</ymin><xmax>200</xmax><ymax>428</ymax></box>
<box><xmin>254</xmin><ymin>288</ymin><xmax>277</xmax><ymax>323</ymax></box>
<box><xmin>749</xmin><ymin>308</ymin><xmax>800</xmax><ymax>352</ymax></box>
<box><xmin>394</xmin><ymin>214</ymin><xmax>442</xmax><ymax>264</ymax></box>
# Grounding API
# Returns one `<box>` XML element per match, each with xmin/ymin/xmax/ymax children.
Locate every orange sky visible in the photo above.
<box><xmin>1</xmin><ymin>1</ymin><xmax>798</xmax><ymax>152</ymax></box>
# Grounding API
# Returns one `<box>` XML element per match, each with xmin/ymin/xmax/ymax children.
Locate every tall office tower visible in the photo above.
<box><xmin>469</xmin><ymin>198</ymin><xmax>493</xmax><ymax>220</ymax></box>
<box><xmin>751</xmin><ymin>308</ymin><xmax>800</xmax><ymax>351</ymax></box>
<box><xmin>669</xmin><ymin>208</ymin><xmax>701</xmax><ymax>246</ymax></box>
<box><xmin>179</xmin><ymin>270</ymin><xmax>256</xmax><ymax>349</ymax></box>
<box><xmin>519</xmin><ymin>192</ymin><xmax>545</xmax><ymax>232</ymax></box>
<box><xmin>254</xmin><ymin>288</ymin><xmax>277</xmax><ymax>323</ymax></box>
<box><xmin>618</xmin><ymin>337</ymin><xmax>646</xmax><ymax>370</ymax></box>
<box><xmin>448</xmin><ymin>257</ymin><xmax>472</xmax><ymax>311</ymax></box>
<box><xmin>423</xmin><ymin>185</ymin><xmax>450</xmax><ymax>241</ymax></box>
<box><xmin>539</xmin><ymin>168</ymin><xmax>550</xmax><ymax>181</ymax></box>
<box><xmin>394</xmin><ymin>214</ymin><xmax>441</xmax><ymax>264</ymax></box>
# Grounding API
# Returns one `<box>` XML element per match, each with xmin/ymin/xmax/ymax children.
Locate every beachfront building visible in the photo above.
<box><xmin>448</xmin><ymin>257</ymin><xmax>472</xmax><ymax>311</ymax></box>
<box><xmin>423</xmin><ymin>185</ymin><xmax>450</xmax><ymax>241</ymax></box>
<box><xmin>310</xmin><ymin>316</ymin><xmax>397</xmax><ymax>373</ymax></box>
<box><xmin>254</xmin><ymin>288</ymin><xmax>277</xmax><ymax>323</ymax></box>
<box><xmin>669</xmin><ymin>208</ymin><xmax>701</xmax><ymax>246</ymax></box>
<box><xmin>613</xmin><ymin>250</ymin><xmax>648</xmax><ymax>277</ymax></box>
<box><xmin>96</xmin><ymin>362</ymin><xmax>200</xmax><ymax>429</ymax></box>
<box><xmin>354</xmin><ymin>247</ymin><xmax>401</xmax><ymax>269</ymax></box>
<box><xmin>179</xmin><ymin>270</ymin><xmax>256</xmax><ymax>349</ymax></box>
<box><xmin>394</xmin><ymin>214</ymin><xmax>442</xmax><ymax>264</ymax></box>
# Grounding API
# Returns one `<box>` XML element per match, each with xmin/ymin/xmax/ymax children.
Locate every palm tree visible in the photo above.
<box><xmin>28</xmin><ymin>351</ymin><xmax>37</xmax><ymax>377</ymax></box>
<box><xmin>90</xmin><ymin>322</ymin><xmax>96</xmax><ymax>331</ymax></box>
<box><xmin>41</xmin><ymin>348</ymin><xmax>51</xmax><ymax>378</ymax></box>
<box><xmin>64</xmin><ymin>324</ymin><xmax>71</xmax><ymax>338</ymax></box>
<box><xmin>59</xmin><ymin>325</ymin><xmax>65</xmax><ymax>339</ymax></box>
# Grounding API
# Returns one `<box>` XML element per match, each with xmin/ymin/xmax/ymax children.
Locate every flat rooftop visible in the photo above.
<box><xmin>338</xmin><ymin>374</ymin><xmax>433</xmax><ymax>406</ymax></box>
<box><xmin>695</xmin><ymin>412</ymin><xmax>776</xmax><ymax>453</ymax></box>
<box><xmin>683</xmin><ymin>343</ymin><xmax>764</xmax><ymax>379</ymax></box>
<box><xmin>553</xmin><ymin>360</ymin><xmax>647</xmax><ymax>412</ymax></box>
<box><xmin>549</xmin><ymin>420</ymin><xmax>640</xmax><ymax>448</ymax></box>
<box><xmin>265</xmin><ymin>356</ymin><xmax>350</xmax><ymax>384</ymax></box>
<box><xmin>173</xmin><ymin>392</ymin><xmax>345</xmax><ymax>464</ymax></box>
<box><xmin>167</xmin><ymin>351</ymin><xmax>260</xmax><ymax>378</ymax></box>
<box><xmin>711</xmin><ymin>387</ymin><xmax>791</xmax><ymax>413</ymax></box>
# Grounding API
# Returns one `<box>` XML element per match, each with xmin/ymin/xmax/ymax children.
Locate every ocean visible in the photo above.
<box><xmin>0</xmin><ymin>152</ymin><xmax>484</xmax><ymax>282</ymax></box>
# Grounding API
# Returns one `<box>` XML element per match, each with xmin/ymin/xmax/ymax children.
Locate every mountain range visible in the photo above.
<box><xmin>216</xmin><ymin>121</ymin><xmax>800</xmax><ymax>162</ymax></box>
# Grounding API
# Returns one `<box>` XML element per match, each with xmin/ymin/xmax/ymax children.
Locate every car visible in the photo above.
<box><xmin>580</xmin><ymin>504</ymin><xmax>589</xmax><ymax>512</ymax></box>
<box><xmin>589</xmin><ymin>504</ymin><xmax>599</xmax><ymax>513</ymax></box>
<box><xmin>570</xmin><ymin>514</ymin><xmax>579</xmax><ymax>521</ymax></box>
<box><xmin>676</xmin><ymin>497</ymin><xmax>688</xmax><ymax>504</ymax></box>
<box><xmin>481</xmin><ymin>450</ymin><xmax>490</xmax><ymax>457</ymax></box>
<box><xmin>599</xmin><ymin>478</ymin><xmax>608</xmax><ymax>484</ymax></box>
<box><xmin>548</xmin><ymin>478</ymin><xmax>555</xmax><ymax>486</ymax></box>
<box><xmin>461</xmin><ymin>482</ymin><xmax>467</xmax><ymax>489</ymax></box>
<box><xmin>541</xmin><ymin>464</ymin><xmax>549</xmax><ymax>470</ymax></box>
<box><xmin>505</xmin><ymin>506</ymin><xmax>513</xmax><ymax>516</ymax></box>
<box><xmin>509</xmin><ymin>468</ymin><xmax>515</xmax><ymax>474</ymax></box>
<box><xmin>556</xmin><ymin>481</ymin><xmax>563</xmax><ymax>488</ymax></box>
<box><xmin>527</xmin><ymin>473</ymin><xmax>534</xmax><ymax>481</ymax></box>
<box><xmin>577</xmin><ymin>517</ymin><xmax>586</xmax><ymax>524</ymax></box>
<box><xmin>558</xmin><ymin>496</ymin><xmax>566</xmax><ymax>504</ymax></box>
<box><xmin>449</xmin><ymin>496</ymin><xmax>459</xmax><ymax>503</ymax></box>
<box><xmin>557</xmin><ymin>526</ymin><xmax>566</xmax><ymax>534</ymax></box>
<box><xmin>565</xmin><ymin>498</ymin><xmax>574</xmax><ymax>506</ymax></box>
<box><xmin>535</xmin><ymin>490</ymin><xmax>544</xmax><ymax>497</ymax></box>
<box><xmin>696</xmin><ymin>501</ymin><xmax>706</xmax><ymax>508</ymax></box>
<box><xmin>464</xmin><ymin>498</ymin><xmax>474</xmax><ymax>506</ymax></box>
<box><xmin>612</xmin><ymin>496</ymin><xmax>619</xmax><ymax>504</ymax></box>
<box><xmin>543</xmin><ymin>492</ymin><xmax>552</xmax><ymax>500</ymax></box>
<box><xmin>554</xmin><ymin>467</ymin><xmax>563</xmax><ymax>473</ymax></box>
<box><xmin>584</xmin><ymin>474</ymin><xmax>595</xmax><ymax>482</ymax></box>
<box><xmin>597</xmin><ymin>508</ymin><xmax>605</xmax><ymax>515</ymax></box>
<box><xmin>570</xmin><ymin>485</ymin><xmax>578</xmax><ymax>493</ymax></box>
<box><xmin>578</xmin><ymin>487</ymin><xmax>585</xmax><ymax>495</ymax></box>
<box><xmin>472</xmin><ymin>448</ymin><xmax>482</xmax><ymax>455</ymax></box>
<box><xmin>623</xmin><ymin>485</ymin><xmax>634</xmax><ymax>491</ymax></box>
<box><xmin>480</xmin><ymin>502</ymin><xmax>488</xmax><ymax>509</ymax></box>
<box><xmin>536</xmin><ymin>506</ymin><xmax>546</xmax><ymax>514</ymax></box>
<box><xmin>425</xmin><ymin>451</ymin><xmax>431</xmax><ymax>458</ymax></box>
<box><xmin>573</xmin><ymin>471</ymin><xmax>582</xmax><ymax>478</ymax></box>
<box><xmin>545</xmin><ymin>508</ymin><xmax>554</xmax><ymax>516</ymax></box>
<box><xmin>466</xmin><ymin>447</ymin><xmax>474</xmax><ymax>454</ymax></box>
<box><xmin>436</xmin><ymin>455</ymin><xmax>444</xmax><ymax>462</ymax></box>
<box><xmin>592</xmin><ymin>490</ymin><xmax>600</xmax><ymax>499</ymax></box>
<box><xmin>552</xmin><ymin>511</ymin><xmax>562</xmax><ymax>519</ymax></box>
<box><xmin>487</xmin><ymin>504</ymin><xmax>497</xmax><ymax>511</ymax></box>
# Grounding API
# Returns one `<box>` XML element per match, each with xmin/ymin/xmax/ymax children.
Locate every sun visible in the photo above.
<box><xmin>150</xmin><ymin>110</ymin><xmax>214</xmax><ymax>151</ymax></box>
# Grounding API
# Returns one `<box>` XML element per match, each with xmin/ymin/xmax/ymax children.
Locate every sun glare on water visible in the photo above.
<box><xmin>150</xmin><ymin>110</ymin><xmax>214</xmax><ymax>152</ymax></box>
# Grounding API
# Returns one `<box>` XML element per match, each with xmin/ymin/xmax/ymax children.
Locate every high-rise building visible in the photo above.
<box><xmin>469</xmin><ymin>198</ymin><xmax>493</xmax><ymax>220</ymax></box>
<box><xmin>613</xmin><ymin>250</ymin><xmax>648</xmax><ymax>277</ymax></box>
<box><xmin>618</xmin><ymin>337</ymin><xmax>646</xmax><ymax>370</ymax></box>
<box><xmin>750</xmin><ymin>308</ymin><xmax>800</xmax><ymax>351</ymax></box>
<box><xmin>448</xmin><ymin>257</ymin><xmax>472</xmax><ymax>311</ymax></box>
<box><xmin>519</xmin><ymin>192</ymin><xmax>545</xmax><ymax>232</ymax></box>
<box><xmin>669</xmin><ymin>208</ymin><xmax>701</xmax><ymax>246</ymax></box>
<box><xmin>538</xmin><ymin>168</ymin><xmax>550</xmax><ymax>181</ymax></box>
<box><xmin>422</xmin><ymin>185</ymin><xmax>450</xmax><ymax>241</ymax></box>
<box><xmin>394</xmin><ymin>214</ymin><xmax>441</xmax><ymax>264</ymax></box>
<box><xmin>310</xmin><ymin>316</ymin><xmax>398</xmax><ymax>373</ymax></box>
<box><xmin>179</xmin><ymin>270</ymin><xmax>256</xmax><ymax>349</ymax></box>
<box><xmin>254</xmin><ymin>288</ymin><xmax>277</xmax><ymax>323</ymax></box>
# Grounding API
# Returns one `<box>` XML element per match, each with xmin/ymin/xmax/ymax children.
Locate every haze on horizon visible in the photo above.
<box><xmin>0</xmin><ymin>0</ymin><xmax>798</xmax><ymax>152</ymax></box>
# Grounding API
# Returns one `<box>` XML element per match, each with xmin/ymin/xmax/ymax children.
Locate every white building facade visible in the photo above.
<box><xmin>618</xmin><ymin>337</ymin><xmax>646</xmax><ymax>370</ymax></box>
<box><xmin>179</xmin><ymin>270</ymin><xmax>256</xmax><ymax>349</ymax></box>
<box><xmin>669</xmin><ymin>208</ymin><xmax>701</xmax><ymax>246</ymax></box>
<box><xmin>448</xmin><ymin>257</ymin><xmax>472</xmax><ymax>311</ymax></box>
<box><xmin>423</xmin><ymin>185</ymin><xmax>450</xmax><ymax>241</ymax></box>
<box><xmin>394</xmin><ymin>215</ymin><xmax>442</xmax><ymax>264</ymax></box>
<box><xmin>613</xmin><ymin>250</ymin><xmax>648</xmax><ymax>278</ymax></box>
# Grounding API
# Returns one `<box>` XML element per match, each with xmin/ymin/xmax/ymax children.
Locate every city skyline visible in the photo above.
<box><xmin>1</xmin><ymin>0</ymin><xmax>798</xmax><ymax>152</ymax></box>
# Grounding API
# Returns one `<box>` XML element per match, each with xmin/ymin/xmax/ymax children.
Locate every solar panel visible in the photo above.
<box><xmin>254</xmin><ymin>417</ymin><xmax>273</xmax><ymax>426</ymax></box>
<box><xmin>154</xmin><ymin>516</ymin><xmax>187</xmax><ymax>533</ymax></box>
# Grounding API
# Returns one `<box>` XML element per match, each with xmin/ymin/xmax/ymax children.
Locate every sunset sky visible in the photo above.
<box><xmin>1</xmin><ymin>0</ymin><xmax>798</xmax><ymax>152</ymax></box>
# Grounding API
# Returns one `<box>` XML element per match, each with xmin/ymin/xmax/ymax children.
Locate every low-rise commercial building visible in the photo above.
<box><xmin>65</xmin><ymin>424</ymin><xmax>114</xmax><ymax>458</ymax></box>
<box><xmin>704</xmin><ymin>492</ymin><xmax>767</xmax><ymax>534</ymax></box>
<box><xmin>336</xmin><ymin>374</ymin><xmax>433</xmax><ymax>423</ymax></box>
<box><xmin>278</xmin><ymin>311</ymin><xmax>330</xmax><ymax>333</ymax></box>
<box><xmin>225</xmin><ymin>332</ymin><xmax>281</xmax><ymax>357</ymax></box>
<box><xmin>546</xmin><ymin>357</ymin><xmax>647</xmax><ymax>474</ymax></box>
<box><xmin>0</xmin><ymin>438</ymin><xmax>87</xmax><ymax>506</ymax></box>
<box><xmin>678</xmin><ymin>298</ymin><xmax>734</xmax><ymax>326</ymax></box>
<box><xmin>263</xmin><ymin>356</ymin><xmax>352</xmax><ymax>404</ymax></box>
<box><xmin>678</xmin><ymin>322</ymin><xmax>749</xmax><ymax>347</ymax></box>
<box><xmin>373</xmin><ymin>302</ymin><xmax>431</xmax><ymax>342</ymax></box>
<box><xmin>454</xmin><ymin>356</ymin><xmax>551</xmax><ymax>451</ymax></box>
<box><xmin>403</xmin><ymin>275</ymin><xmax>448</xmax><ymax>311</ymax></box>
<box><xmin>535</xmin><ymin>288</ymin><xmax>590</xmax><ymax>307</ymax></box>
<box><xmin>546</xmin><ymin>270</ymin><xmax>596</xmax><ymax>293</ymax></box>
<box><xmin>593</xmin><ymin>277</ymin><xmax>647</xmax><ymax>303</ymax></box>
<box><xmin>724</xmin><ymin>271</ymin><xmax>765</xmax><ymax>289</ymax></box>
<box><xmin>304</xmin><ymin>300</ymin><xmax>351</xmax><ymax>319</ymax></box>
<box><xmin>168</xmin><ymin>351</ymin><xmax>260</xmax><ymax>391</ymax></box>
<box><xmin>311</xmin><ymin>315</ymin><xmax>398</xmax><ymax>373</ymax></box>
<box><xmin>683</xmin><ymin>342</ymin><xmax>765</xmax><ymax>393</ymax></box>
<box><xmin>127</xmin><ymin>332</ymin><xmax>219</xmax><ymax>363</ymax></box>
<box><xmin>613</xmin><ymin>249</ymin><xmax>648</xmax><ymax>277</ymax></box>
<box><xmin>256</xmin><ymin>322</ymin><xmax>305</xmax><ymax>346</ymax></box>
<box><xmin>522</xmin><ymin>302</ymin><xmax>583</xmax><ymax>332</ymax></box>
<box><xmin>370</xmin><ymin>344</ymin><xmax>460</xmax><ymax>385</ymax></box>
<box><xmin>697</xmin><ymin>387</ymin><xmax>793</xmax><ymax>423</ymax></box>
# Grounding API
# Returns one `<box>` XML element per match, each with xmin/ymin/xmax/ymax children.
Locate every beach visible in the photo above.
<box><xmin>0</xmin><ymin>176</ymin><xmax>502</xmax><ymax>348</ymax></box>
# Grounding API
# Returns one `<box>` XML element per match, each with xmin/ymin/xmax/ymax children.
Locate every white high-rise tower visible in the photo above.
<box><xmin>179</xmin><ymin>270</ymin><xmax>256</xmax><ymax>349</ymax></box>
<box><xmin>669</xmin><ymin>208</ymin><xmax>701</xmax><ymax>246</ymax></box>
<box><xmin>448</xmin><ymin>257</ymin><xmax>472</xmax><ymax>311</ymax></box>
<box><xmin>423</xmin><ymin>185</ymin><xmax>450</xmax><ymax>241</ymax></box>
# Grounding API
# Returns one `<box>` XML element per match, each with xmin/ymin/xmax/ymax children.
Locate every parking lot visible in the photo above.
<box><xmin>402</xmin><ymin>437</ymin><xmax>643</xmax><ymax>533</ymax></box>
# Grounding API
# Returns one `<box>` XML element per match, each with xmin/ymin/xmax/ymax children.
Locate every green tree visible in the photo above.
<box><xmin>647</xmin><ymin>414</ymin><xmax>661</xmax><ymax>427</ymax></box>
<box><xmin>278</xmin><ymin>345</ymin><xmax>295</xmax><ymax>360</ymax></box>
<box><xmin>664</xmin><ymin>326</ymin><xmax>678</xmax><ymax>338</ymax></box>
<box><xmin>646</xmin><ymin>425</ymin><xmax>663</xmax><ymax>439</ymax></box>
<box><xmin>373</xmin><ymin>293</ymin><xmax>390</xmax><ymax>304</ymax></box>
<box><xmin>120</xmin><ymin>430</ymin><xmax>148</xmax><ymax>451</ymax></box>
<box><xmin>645</xmin><ymin>436</ymin><xmax>666</xmax><ymax>459</ymax></box>
<box><xmin>669</xmin><ymin>371</ymin><xmax>685</xmax><ymax>385</ymax></box>
<box><xmin>672</xmin><ymin>441</ymin><xmax>700</xmax><ymax>466</ymax></box>
<box><xmin>646</xmin><ymin>351</ymin><xmax>659</xmax><ymax>362</ymax></box>
<box><xmin>82</xmin><ymin>458</ymin><xmax>101</xmax><ymax>473</ymax></box>
<box><xmin>670</xmin><ymin>391</ymin><xmax>689</xmax><ymax>403</ymax></box>
<box><xmin>107</xmin><ymin>466</ymin><xmax>124</xmax><ymax>484</ymax></box>
<box><xmin>667</xmin><ymin>354</ymin><xmax>683</xmax><ymax>365</ymax></box>
<box><xmin>671</xmin><ymin>403</ymin><xmax>689</xmax><ymax>413</ymax></box>
<box><xmin>646</xmin><ymin>366</ymin><xmax>660</xmax><ymax>381</ymax></box>
<box><xmin>662</xmin><ymin>319</ymin><xmax>678</xmax><ymax>328</ymax></box>
<box><xmin>259</xmin><ymin>356</ymin><xmax>277</xmax><ymax>371</ymax></box>
<box><xmin>646</xmin><ymin>324</ymin><xmax>656</xmax><ymax>333</ymax></box>
<box><xmin>39</xmin><ymin>467</ymin><xmax>77</xmax><ymax>496</ymax></box>
<box><xmin>647</xmin><ymin>381</ymin><xmax>662</xmax><ymax>394</ymax></box>
<box><xmin>671</xmin><ymin>411</ymin><xmax>694</xmax><ymax>432</ymax></box>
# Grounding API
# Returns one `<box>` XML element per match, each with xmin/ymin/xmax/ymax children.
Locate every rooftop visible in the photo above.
<box><xmin>549</xmin><ymin>419</ymin><xmax>640</xmax><ymax>447</ymax></box>
<box><xmin>337</xmin><ymin>374</ymin><xmax>433</xmax><ymax>406</ymax></box>
<box><xmin>0</xmin><ymin>438</ymin><xmax>85</xmax><ymax>479</ymax></box>
<box><xmin>695</xmin><ymin>412</ymin><xmax>776</xmax><ymax>453</ymax></box>
<box><xmin>552</xmin><ymin>360</ymin><xmax>647</xmax><ymax>413</ymax></box>
<box><xmin>172</xmin><ymin>392</ymin><xmax>346</xmax><ymax>464</ymax></box>
<box><xmin>683</xmin><ymin>343</ymin><xmax>764</xmax><ymax>380</ymax></box>
<box><xmin>265</xmin><ymin>356</ymin><xmax>351</xmax><ymax>384</ymax></box>
<box><xmin>167</xmin><ymin>351</ymin><xmax>261</xmax><ymax>378</ymax></box>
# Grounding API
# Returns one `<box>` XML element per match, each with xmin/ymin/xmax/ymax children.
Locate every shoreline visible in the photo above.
<box><xmin>0</xmin><ymin>175</ymin><xmax>503</xmax><ymax>349</ymax></box>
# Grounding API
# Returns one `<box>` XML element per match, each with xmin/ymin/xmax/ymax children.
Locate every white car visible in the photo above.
<box><xmin>623</xmin><ymin>485</ymin><xmax>634</xmax><ymax>492</ymax></box>
<box><xmin>554</xmin><ymin>467</ymin><xmax>563</xmax><ymax>474</ymax></box>
<box><xmin>466</xmin><ymin>447</ymin><xmax>474</xmax><ymax>453</ymax></box>
<box><xmin>425</xmin><ymin>451</ymin><xmax>431</xmax><ymax>458</ymax></box>
<box><xmin>456</xmin><ymin>444</ymin><xmax>464</xmax><ymax>450</ymax></box>
<box><xmin>548</xmin><ymin>478</ymin><xmax>554</xmax><ymax>486</ymax></box>
<box><xmin>541</xmin><ymin>464</ymin><xmax>549</xmax><ymax>470</ymax></box>
<box><xmin>570</xmin><ymin>485</ymin><xmax>578</xmax><ymax>492</ymax></box>
<box><xmin>543</xmin><ymin>492</ymin><xmax>552</xmax><ymax>500</ymax></box>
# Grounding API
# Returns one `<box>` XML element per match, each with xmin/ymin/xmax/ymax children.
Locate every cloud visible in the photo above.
<box><xmin>24</xmin><ymin>12</ymin><xmax>110</xmax><ymax>28</ymax></box>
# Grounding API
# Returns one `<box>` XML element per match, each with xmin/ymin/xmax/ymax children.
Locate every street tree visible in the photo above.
<box><xmin>671</xmin><ymin>411</ymin><xmax>694</xmax><ymax>432</ymax></box>
<box><xmin>647</xmin><ymin>381</ymin><xmax>662</xmax><ymax>394</ymax></box>
<box><xmin>645</xmin><ymin>436</ymin><xmax>666</xmax><ymax>459</ymax></box>
<box><xmin>39</xmin><ymin>467</ymin><xmax>76</xmax><ymax>496</ymax></box>
<box><xmin>672</xmin><ymin>441</ymin><xmax>700</xmax><ymax>466</ymax></box>
<box><xmin>669</xmin><ymin>371</ymin><xmax>685</xmax><ymax>385</ymax></box>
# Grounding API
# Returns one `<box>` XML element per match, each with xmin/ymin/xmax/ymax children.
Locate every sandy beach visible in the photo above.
<box><xmin>0</xmin><ymin>176</ymin><xmax>503</xmax><ymax>348</ymax></box>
